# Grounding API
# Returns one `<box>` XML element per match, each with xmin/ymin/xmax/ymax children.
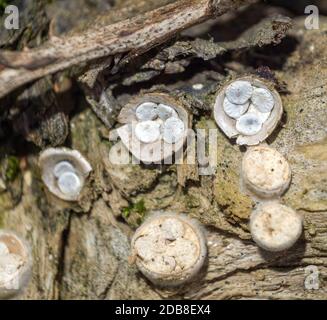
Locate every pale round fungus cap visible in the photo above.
<box><xmin>225</xmin><ymin>80</ymin><xmax>253</xmax><ymax>105</ymax></box>
<box><xmin>242</xmin><ymin>146</ymin><xmax>291</xmax><ymax>198</ymax></box>
<box><xmin>223</xmin><ymin>98</ymin><xmax>249</xmax><ymax>119</ymax></box>
<box><xmin>57</xmin><ymin>171</ymin><xmax>82</xmax><ymax>196</ymax></box>
<box><xmin>0</xmin><ymin>231</ymin><xmax>32</xmax><ymax>299</ymax></box>
<box><xmin>53</xmin><ymin>161</ymin><xmax>75</xmax><ymax>178</ymax></box>
<box><xmin>135</xmin><ymin>121</ymin><xmax>161</xmax><ymax>144</ymax></box>
<box><xmin>251</xmin><ymin>88</ymin><xmax>275</xmax><ymax>113</ymax></box>
<box><xmin>135</xmin><ymin>102</ymin><xmax>158</xmax><ymax>121</ymax></box>
<box><xmin>250</xmin><ymin>202</ymin><xmax>303</xmax><ymax>252</ymax></box>
<box><xmin>162</xmin><ymin>117</ymin><xmax>185</xmax><ymax>144</ymax></box>
<box><xmin>236</xmin><ymin>113</ymin><xmax>263</xmax><ymax>136</ymax></box>
<box><xmin>156</xmin><ymin>103</ymin><xmax>178</xmax><ymax>121</ymax></box>
<box><xmin>131</xmin><ymin>212</ymin><xmax>207</xmax><ymax>286</ymax></box>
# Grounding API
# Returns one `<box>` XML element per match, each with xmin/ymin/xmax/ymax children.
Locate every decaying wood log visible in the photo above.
<box><xmin>0</xmin><ymin>0</ymin><xmax>257</xmax><ymax>99</ymax></box>
<box><xmin>0</xmin><ymin>0</ymin><xmax>326</xmax><ymax>301</ymax></box>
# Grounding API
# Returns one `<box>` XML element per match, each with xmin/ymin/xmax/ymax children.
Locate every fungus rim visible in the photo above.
<box><xmin>241</xmin><ymin>145</ymin><xmax>292</xmax><ymax>199</ymax></box>
<box><xmin>250</xmin><ymin>202</ymin><xmax>303</xmax><ymax>252</ymax></box>
<box><xmin>39</xmin><ymin>147</ymin><xmax>92</xmax><ymax>201</ymax></box>
<box><xmin>0</xmin><ymin>230</ymin><xmax>32</xmax><ymax>299</ymax></box>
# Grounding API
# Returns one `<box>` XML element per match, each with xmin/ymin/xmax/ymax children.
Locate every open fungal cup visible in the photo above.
<box><xmin>214</xmin><ymin>76</ymin><xmax>283</xmax><ymax>145</ymax></box>
<box><xmin>115</xmin><ymin>93</ymin><xmax>191</xmax><ymax>163</ymax></box>
<box><xmin>39</xmin><ymin>148</ymin><xmax>92</xmax><ymax>201</ymax></box>
<box><xmin>131</xmin><ymin>213</ymin><xmax>207</xmax><ymax>286</ymax></box>
<box><xmin>241</xmin><ymin>146</ymin><xmax>291</xmax><ymax>198</ymax></box>
<box><xmin>0</xmin><ymin>231</ymin><xmax>32</xmax><ymax>299</ymax></box>
<box><xmin>250</xmin><ymin>202</ymin><xmax>303</xmax><ymax>252</ymax></box>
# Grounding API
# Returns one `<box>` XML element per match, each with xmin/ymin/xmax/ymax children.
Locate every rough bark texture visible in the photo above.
<box><xmin>0</xmin><ymin>0</ymin><xmax>326</xmax><ymax>300</ymax></box>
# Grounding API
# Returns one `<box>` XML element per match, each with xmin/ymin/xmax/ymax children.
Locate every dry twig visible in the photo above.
<box><xmin>0</xmin><ymin>0</ymin><xmax>257</xmax><ymax>99</ymax></box>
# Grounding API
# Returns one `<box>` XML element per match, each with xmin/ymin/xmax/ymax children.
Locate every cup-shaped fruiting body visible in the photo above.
<box><xmin>0</xmin><ymin>231</ymin><xmax>32</xmax><ymax>299</ymax></box>
<box><xmin>131</xmin><ymin>212</ymin><xmax>207</xmax><ymax>287</ymax></box>
<box><xmin>39</xmin><ymin>148</ymin><xmax>92</xmax><ymax>201</ymax></box>
<box><xmin>250</xmin><ymin>202</ymin><xmax>303</xmax><ymax>252</ymax></box>
<box><xmin>241</xmin><ymin>145</ymin><xmax>291</xmax><ymax>199</ymax></box>
<box><xmin>213</xmin><ymin>76</ymin><xmax>283</xmax><ymax>145</ymax></box>
<box><xmin>114</xmin><ymin>93</ymin><xmax>191</xmax><ymax>163</ymax></box>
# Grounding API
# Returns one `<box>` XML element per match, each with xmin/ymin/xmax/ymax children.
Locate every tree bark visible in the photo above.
<box><xmin>0</xmin><ymin>1</ymin><xmax>326</xmax><ymax>300</ymax></box>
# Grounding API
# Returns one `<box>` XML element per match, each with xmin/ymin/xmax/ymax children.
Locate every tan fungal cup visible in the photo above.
<box><xmin>131</xmin><ymin>213</ymin><xmax>207</xmax><ymax>286</ymax></box>
<box><xmin>250</xmin><ymin>202</ymin><xmax>303</xmax><ymax>252</ymax></box>
<box><xmin>114</xmin><ymin>93</ymin><xmax>191</xmax><ymax>163</ymax></box>
<box><xmin>242</xmin><ymin>145</ymin><xmax>291</xmax><ymax>198</ymax></box>
<box><xmin>39</xmin><ymin>148</ymin><xmax>92</xmax><ymax>201</ymax></box>
<box><xmin>213</xmin><ymin>76</ymin><xmax>283</xmax><ymax>146</ymax></box>
<box><xmin>0</xmin><ymin>231</ymin><xmax>32</xmax><ymax>299</ymax></box>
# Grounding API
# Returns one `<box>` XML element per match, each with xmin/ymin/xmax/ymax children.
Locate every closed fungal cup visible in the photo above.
<box><xmin>250</xmin><ymin>202</ymin><xmax>303</xmax><ymax>252</ymax></box>
<box><xmin>241</xmin><ymin>145</ymin><xmax>291</xmax><ymax>199</ymax></box>
<box><xmin>0</xmin><ymin>231</ymin><xmax>32</xmax><ymax>299</ymax></box>
<box><xmin>131</xmin><ymin>212</ymin><xmax>207</xmax><ymax>286</ymax></box>
<box><xmin>213</xmin><ymin>76</ymin><xmax>283</xmax><ymax>146</ymax></box>
<box><xmin>114</xmin><ymin>93</ymin><xmax>191</xmax><ymax>163</ymax></box>
<box><xmin>39</xmin><ymin>148</ymin><xmax>92</xmax><ymax>201</ymax></box>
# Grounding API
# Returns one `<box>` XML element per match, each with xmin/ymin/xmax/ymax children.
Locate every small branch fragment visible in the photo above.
<box><xmin>0</xmin><ymin>0</ymin><xmax>257</xmax><ymax>99</ymax></box>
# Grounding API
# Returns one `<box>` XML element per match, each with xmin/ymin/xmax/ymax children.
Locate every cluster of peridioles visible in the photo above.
<box><xmin>3</xmin><ymin>75</ymin><xmax>302</xmax><ymax>296</ymax></box>
<box><xmin>112</xmin><ymin>92</ymin><xmax>191</xmax><ymax>164</ymax></box>
<box><xmin>213</xmin><ymin>76</ymin><xmax>283</xmax><ymax>146</ymax></box>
